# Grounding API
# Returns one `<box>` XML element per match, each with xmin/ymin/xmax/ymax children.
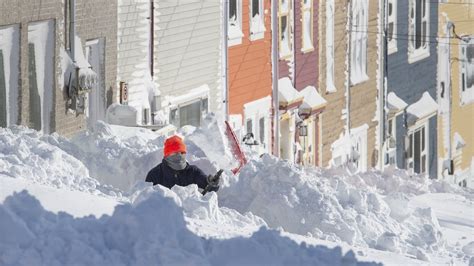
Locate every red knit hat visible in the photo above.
<box><xmin>164</xmin><ymin>135</ymin><xmax>187</xmax><ymax>157</ymax></box>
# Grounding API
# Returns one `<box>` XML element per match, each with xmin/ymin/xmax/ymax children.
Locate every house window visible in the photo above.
<box><xmin>384</xmin><ymin>117</ymin><xmax>397</xmax><ymax>166</ymax></box>
<box><xmin>387</xmin><ymin>0</ymin><xmax>397</xmax><ymax>53</ymax></box>
<box><xmin>407</xmin><ymin>123</ymin><xmax>428</xmax><ymax>175</ymax></box>
<box><xmin>250</xmin><ymin>0</ymin><xmax>265</xmax><ymax>40</ymax></box>
<box><xmin>169</xmin><ymin>98</ymin><xmax>208</xmax><ymax>128</ymax></box>
<box><xmin>301</xmin><ymin>0</ymin><xmax>314</xmax><ymax>52</ymax></box>
<box><xmin>229</xmin><ymin>0</ymin><xmax>243</xmax><ymax>46</ymax></box>
<box><xmin>460</xmin><ymin>37</ymin><xmax>474</xmax><ymax>105</ymax></box>
<box><xmin>351</xmin><ymin>0</ymin><xmax>369</xmax><ymax>84</ymax></box>
<box><xmin>259</xmin><ymin>117</ymin><xmax>265</xmax><ymax>146</ymax></box>
<box><xmin>279</xmin><ymin>0</ymin><xmax>292</xmax><ymax>58</ymax></box>
<box><xmin>408</xmin><ymin>0</ymin><xmax>429</xmax><ymax>63</ymax></box>
<box><xmin>326</xmin><ymin>0</ymin><xmax>336</xmax><ymax>92</ymax></box>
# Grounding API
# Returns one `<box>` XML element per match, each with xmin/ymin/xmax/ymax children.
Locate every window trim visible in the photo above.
<box><xmin>301</xmin><ymin>0</ymin><xmax>314</xmax><ymax>53</ymax></box>
<box><xmin>387</xmin><ymin>0</ymin><xmax>398</xmax><ymax>54</ymax></box>
<box><xmin>279</xmin><ymin>0</ymin><xmax>293</xmax><ymax>59</ymax></box>
<box><xmin>169</xmin><ymin>97</ymin><xmax>208</xmax><ymax>128</ymax></box>
<box><xmin>350</xmin><ymin>0</ymin><xmax>369</xmax><ymax>85</ymax></box>
<box><xmin>228</xmin><ymin>0</ymin><xmax>244</xmax><ymax>46</ymax></box>
<box><xmin>459</xmin><ymin>37</ymin><xmax>474</xmax><ymax>105</ymax></box>
<box><xmin>408</xmin><ymin>0</ymin><xmax>430</xmax><ymax>64</ymax></box>
<box><xmin>250</xmin><ymin>0</ymin><xmax>266</xmax><ymax>41</ymax></box>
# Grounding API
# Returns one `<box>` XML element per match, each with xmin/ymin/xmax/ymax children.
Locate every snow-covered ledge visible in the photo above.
<box><xmin>298</xmin><ymin>86</ymin><xmax>327</xmax><ymax>116</ymax></box>
<box><xmin>228</xmin><ymin>24</ymin><xmax>243</xmax><ymax>46</ymax></box>
<box><xmin>406</xmin><ymin>92</ymin><xmax>438</xmax><ymax>126</ymax></box>
<box><xmin>387</xmin><ymin>91</ymin><xmax>407</xmax><ymax>115</ymax></box>
<box><xmin>278</xmin><ymin>77</ymin><xmax>303</xmax><ymax>110</ymax></box>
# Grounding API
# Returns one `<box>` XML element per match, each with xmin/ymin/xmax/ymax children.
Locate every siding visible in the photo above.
<box><xmin>154</xmin><ymin>0</ymin><xmax>222</xmax><ymax>112</ymax></box>
<box><xmin>228</xmin><ymin>0</ymin><xmax>272</xmax><ymax>116</ymax></box>
<box><xmin>387</xmin><ymin>1</ymin><xmax>438</xmax><ymax>178</ymax></box>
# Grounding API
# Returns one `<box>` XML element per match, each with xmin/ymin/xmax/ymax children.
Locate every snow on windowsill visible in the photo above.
<box><xmin>350</xmin><ymin>73</ymin><xmax>369</xmax><ymax>86</ymax></box>
<box><xmin>301</xmin><ymin>45</ymin><xmax>315</xmax><ymax>54</ymax></box>
<box><xmin>326</xmin><ymin>84</ymin><xmax>336</xmax><ymax>94</ymax></box>
<box><xmin>388</xmin><ymin>43</ymin><xmax>398</xmax><ymax>55</ymax></box>
<box><xmin>228</xmin><ymin>23</ymin><xmax>244</xmax><ymax>46</ymax></box>
<box><xmin>408</xmin><ymin>48</ymin><xmax>430</xmax><ymax>64</ymax></box>
<box><xmin>278</xmin><ymin>77</ymin><xmax>302</xmax><ymax>105</ymax></box>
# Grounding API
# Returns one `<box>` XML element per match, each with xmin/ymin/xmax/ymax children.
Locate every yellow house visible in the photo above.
<box><xmin>437</xmin><ymin>2</ymin><xmax>474</xmax><ymax>186</ymax></box>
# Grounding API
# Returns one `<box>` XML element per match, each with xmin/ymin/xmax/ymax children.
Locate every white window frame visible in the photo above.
<box><xmin>229</xmin><ymin>0</ymin><xmax>244</xmax><ymax>46</ymax></box>
<box><xmin>301</xmin><ymin>0</ymin><xmax>314</xmax><ymax>52</ymax></box>
<box><xmin>387</xmin><ymin>0</ymin><xmax>397</xmax><ymax>54</ymax></box>
<box><xmin>250</xmin><ymin>0</ymin><xmax>266</xmax><ymax>41</ymax></box>
<box><xmin>326</xmin><ymin>0</ymin><xmax>336</xmax><ymax>92</ymax></box>
<box><xmin>169</xmin><ymin>97</ymin><xmax>208</xmax><ymax>128</ymax></box>
<box><xmin>459</xmin><ymin>37</ymin><xmax>474</xmax><ymax>105</ymax></box>
<box><xmin>279</xmin><ymin>0</ymin><xmax>292</xmax><ymax>59</ymax></box>
<box><xmin>244</xmin><ymin>96</ymin><xmax>271</xmax><ymax>153</ymax></box>
<box><xmin>406</xmin><ymin>121</ymin><xmax>429</xmax><ymax>175</ymax></box>
<box><xmin>384</xmin><ymin>117</ymin><xmax>397</xmax><ymax>167</ymax></box>
<box><xmin>408</xmin><ymin>0</ymin><xmax>430</xmax><ymax>63</ymax></box>
<box><xmin>351</xmin><ymin>0</ymin><xmax>369</xmax><ymax>85</ymax></box>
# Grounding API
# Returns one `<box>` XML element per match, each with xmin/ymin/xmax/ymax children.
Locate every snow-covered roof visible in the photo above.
<box><xmin>299</xmin><ymin>86</ymin><xmax>327</xmax><ymax>114</ymax></box>
<box><xmin>406</xmin><ymin>92</ymin><xmax>438</xmax><ymax>125</ymax></box>
<box><xmin>454</xmin><ymin>132</ymin><xmax>466</xmax><ymax>151</ymax></box>
<box><xmin>387</xmin><ymin>92</ymin><xmax>407</xmax><ymax>112</ymax></box>
<box><xmin>278</xmin><ymin>77</ymin><xmax>303</xmax><ymax>107</ymax></box>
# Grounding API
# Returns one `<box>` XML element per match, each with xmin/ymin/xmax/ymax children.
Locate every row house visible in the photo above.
<box><xmin>277</xmin><ymin>0</ymin><xmax>326</xmax><ymax>166</ymax></box>
<box><xmin>437</xmin><ymin>1</ymin><xmax>474</xmax><ymax>185</ymax></box>
<box><xmin>384</xmin><ymin>0</ymin><xmax>439</xmax><ymax>178</ymax></box>
<box><xmin>227</xmin><ymin>0</ymin><xmax>273</xmax><ymax>155</ymax></box>
<box><xmin>117</xmin><ymin>0</ymin><xmax>223</xmax><ymax>128</ymax></box>
<box><xmin>0</xmin><ymin>0</ymin><xmax>117</xmax><ymax>137</ymax></box>
<box><xmin>318</xmin><ymin>0</ymin><xmax>379</xmax><ymax>172</ymax></box>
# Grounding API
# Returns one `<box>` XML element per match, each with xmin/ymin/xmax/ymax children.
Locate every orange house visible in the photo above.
<box><xmin>228</xmin><ymin>0</ymin><xmax>273</xmax><ymax>154</ymax></box>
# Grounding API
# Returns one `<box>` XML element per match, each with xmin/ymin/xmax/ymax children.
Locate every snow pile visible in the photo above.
<box><xmin>0</xmin><ymin>189</ymin><xmax>379</xmax><ymax>266</ymax></box>
<box><xmin>0</xmin><ymin>127</ymin><xmax>99</xmax><ymax>193</ymax></box>
<box><xmin>219</xmin><ymin>155</ymin><xmax>447</xmax><ymax>258</ymax></box>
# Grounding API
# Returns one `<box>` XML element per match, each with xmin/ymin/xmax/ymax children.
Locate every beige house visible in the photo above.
<box><xmin>0</xmin><ymin>0</ymin><xmax>117</xmax><ymax>137</ymax></box>
<box><xmin>437</xmin><ymin>2</ymin><xmax>474</xmax><ymax>186</ymax></box>
<box><xmin>318</xmin><ymin>0</ymin><xmax>379</xmax><ymax>171</ymax></box>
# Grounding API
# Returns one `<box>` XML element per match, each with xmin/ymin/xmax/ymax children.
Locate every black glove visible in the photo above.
<box><xmin>207</xmin><ymin>169</ymin><xmax>223</xmax><ymax>187</ymax></box>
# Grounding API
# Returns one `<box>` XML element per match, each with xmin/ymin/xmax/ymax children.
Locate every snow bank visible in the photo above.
<box><xmin>0</xmin><ymin>189</ymin><xmax>380</xmax><ymax>266</ymax></box>
<box><xmin>219</xmin><ymin>155</ymin><xmax>447</xmax><ymax>257</ymax></box>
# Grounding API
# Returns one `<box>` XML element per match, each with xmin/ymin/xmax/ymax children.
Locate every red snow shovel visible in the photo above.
<box><xmin>224</xmin><ymin>121</ymin><xmax>247</xmax><ymax>175</ymax></box>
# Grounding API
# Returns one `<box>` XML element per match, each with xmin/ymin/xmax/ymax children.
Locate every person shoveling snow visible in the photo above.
<box><xmin>146</xmin><ymin>135</ymin><xmax>222</xmax><ymax>194</ymax></box>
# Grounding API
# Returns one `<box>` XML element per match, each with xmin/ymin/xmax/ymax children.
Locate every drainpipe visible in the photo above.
<box><xmin>345</xmin><ymin>0</ymin><xmax>353</xmax><ymax>135</ymax></box>
<box><xmin>447</xmin><ymin>22</ymin><xmax>453</xmax><ymax>174</ymax></box>
<box><xmin>377</xmin><ymin>0</ymin><xmax>387</xmax><ymax>170</ymax></box>
<box><xmin>223</xmin><ymin>0</ymin><xmax>229</xmax><ymax>120</ymax></box>
<box><xmin>150</xmin><ymin>0</ymin><xmax>154</xmax><ymax>77</ymax></box>
<box><xmin>69</xmin><ymin>0</ymin><xmax>76</xmax><ymax>62</ymax></box>
<box><xmin>272</xmin><ymin>0</ymin><xmax>280</xmax><ymax>157</ymax></box>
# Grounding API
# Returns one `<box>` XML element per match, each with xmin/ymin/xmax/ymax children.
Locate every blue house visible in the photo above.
<box><xmin>384</xmin><ymin>0</ymin><xmax>438</xmax><ymax>178</ymax></box>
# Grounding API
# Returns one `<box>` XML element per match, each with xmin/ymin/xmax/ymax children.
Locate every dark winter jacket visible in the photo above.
<box><xmin>145</xmin><ymin>160</ymin><xmax>218</xmax><ymax>192</ymax></box>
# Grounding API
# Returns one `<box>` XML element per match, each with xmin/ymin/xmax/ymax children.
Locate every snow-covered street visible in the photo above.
<box><xmin>0</xmin><ymin>116</ymin><xmax>473</xmax><ymax>265</ymax></box>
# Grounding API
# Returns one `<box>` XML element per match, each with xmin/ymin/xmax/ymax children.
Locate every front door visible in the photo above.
<box><xmin>407</xmin><ymin>123</ymin><xmax>428</xmax><ymax>175</ymax></box>
<box><xmin>85</xmin><ymin>38</ymin><xmax>106</xmax><ymax>128</ymax></box>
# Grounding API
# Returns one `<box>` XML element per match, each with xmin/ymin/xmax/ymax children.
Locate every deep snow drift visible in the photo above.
<box><xmin>0</xmin><ymin>114</ymin><xmax>473</xmax><ymax>265</ymax></box>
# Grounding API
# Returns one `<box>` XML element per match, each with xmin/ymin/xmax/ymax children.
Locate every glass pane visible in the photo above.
<box><xmin>389</xmin><ymin>2</ymin><xmax>393</xmax><ymax>16</ymax></box>
<box><xmin>415</xmin><ymin>0</ymin><xmax>422</xmax><ymax>49</ymax></box>
<box><xmin>421</xmin><ymin>155</ymin><xmax>426</xmax><ymax>173</ymax></box>
<box><xmin>280</xmin><ymin>16</ymin><xmax>287</xmax><ymax>41</ymax></box>
<box><xmin>252</xmin><ymin>0</ymin><xmax>259</xmax><ymax>17</ymax></box>
<box><xmin>388</xmin><ymin>23</ymin><xmax>394</xmax><ymax>41</ymax></box>
<box><xmin>421</xmin><ymin>127</ymin><xmax>425</xmax><ymax>152</ymax></box>
<box><xmin>229</xmin><ymin>0</ymin><xmax>237</xmax><ymax>22</ymax></box>
<box><xmin>259</xmin><ymin>117</ymin><xmax>265</xmax><ymax>144</ymax></box>
<box><xmin>246</xmin><ymin>119</ymin><xmax>253</xmax><ymax>134</ymax></box>
<box><xmin>179</xmin><ymin>101</ymin><xmax>201</xmax><ymax>127</ymax></box>
<box><xmin>0</xmin><ymin>50</ymin><xmax>6</xmax><ymax>127</ymax></box>
<box><xmin>169</xmin><ymin>109</ymin><xmax>178</xmax><ymax>126</ymax></box>
<box><xmin>414</xmin><ymin>130</ymin><xmax>421</xmax><ymax>173</ymax></box>
<box><xmin>28</xmin><ymin>43</ymin><xmax>42</xmax><ymax>131</ymax></box>
<box><xmin>467</xmin><ymin>44</ymin><xmax>474</xmax><ymax>88</ymax></box>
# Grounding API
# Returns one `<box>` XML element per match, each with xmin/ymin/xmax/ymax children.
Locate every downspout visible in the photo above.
<box><xmin>345</xmin><ymin>0</ymin><xmax>353</xmax><ymax>135</ymax></box>
<box><xmin>272</xmin><ymin>0</ymin><xmax>280</xmax><ymax>156</ymax></box>
<box><xmin>377</xmin><ymin>0</ymin><xmax>387</xmax><ymax>170</ymax></box>
<box><xmin>150</xmin><ymin>0</ymin><xmax>154</xmax><ymax>77</ymax></box>
<box><xmin>69</xmin><ymin>0</ymin><xmax>76</xmax><ymax>62</ymax></box>
<box><xmin>223</xmin><ymin>0</ymin><xmax>229</xmax><ymax>120</ymax></box>
<box><xmin>447</xmin><ymin>22</ymin><xmax>453</xmax><ymax>174</ymax></box>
